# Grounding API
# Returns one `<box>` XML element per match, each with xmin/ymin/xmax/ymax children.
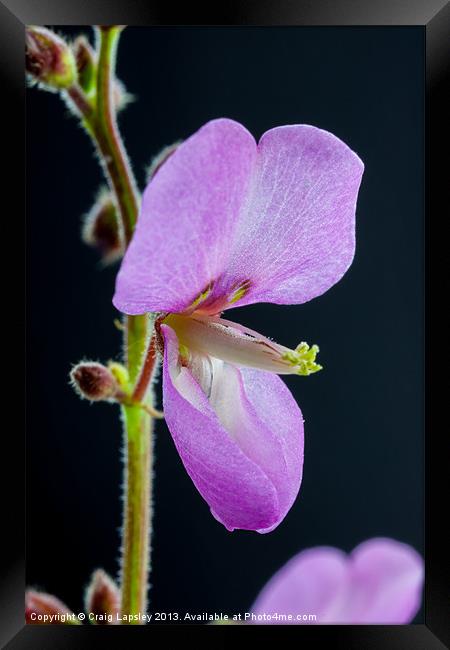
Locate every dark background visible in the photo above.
<box><xmin>27</xmin><ymin>26</ymin><xmax>424</xmax><ymax>621</ymax></box>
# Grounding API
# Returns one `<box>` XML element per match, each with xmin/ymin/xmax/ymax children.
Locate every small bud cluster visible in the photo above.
<box><xmin>26</xmin><ymin>26</ymin><xmax>130</xmax><ymax>111</ymax></box>
<box><xmin>26</xmin><ymin>26</ymin><xmax>77</xmax><ymax>90</ymax></box>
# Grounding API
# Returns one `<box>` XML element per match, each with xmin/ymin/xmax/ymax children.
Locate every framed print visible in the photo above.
<box><xmin>1</xmin><ymin>1</ymin><xmax>448</xmax><ymax>647</ymax></box>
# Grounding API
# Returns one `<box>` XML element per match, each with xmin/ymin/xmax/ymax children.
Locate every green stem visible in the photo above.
<box><xmin>94</xmin><ymin>26</ymin><xmax>139</xmax><ymax>247</ymax></box>
<box><xmin>67</xmin><ymin>27</ymin><xmax>154</xmax><ymax>622</ymax></box>
<box><xmin>121</xmin><ymin>405</ymin><xmax>152</xmax><ymax>619</ymax></box>
<box><xmin>125</xmin><ymin>313</ymin><xmax>149</xmax><ymax>385</ymax></box>
<box><xmin>96</xmin><ymin>27</ymin><xmax>152</xmax><ymax>622</ymax></box>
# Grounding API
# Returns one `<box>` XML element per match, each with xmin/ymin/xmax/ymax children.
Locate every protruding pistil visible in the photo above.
<box><xmin>164</xmin><ymin>313</ymin><xmax>322</xmax><ymax>376</ymax></box>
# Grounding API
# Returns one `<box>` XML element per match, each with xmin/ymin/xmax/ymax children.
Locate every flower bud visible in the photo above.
<box><xmin>146</xmin><ymin>141</ymin><xmax>181</xmax><ymax>181</ymax></box>
<box><xmin>26</xmin><ymin>590</ymin><xmax>75</xmax><ymax>624</ymax></box>
<box><xmin>26</xmin><ymin>26</ymin><xmax>77</xmax><ymax>90</ymax></box>
<box><xmin>70</xmin><ymin>361</ymin><xmax>120</xmax><ymax>402</ymax></box>
<box><xmin>72</xmin><ymin>35</ymin><xmax>96</xmax><ymax>95</ymax></box>
<box><xmin>84</xmin><ymin>569</ymin><xmax>120</xmax><ymax>624</ymax></box>
<box><xmin>82</xmin><ymin>189</ymin><xmax>122</xmax><ymax>263</ymax></box>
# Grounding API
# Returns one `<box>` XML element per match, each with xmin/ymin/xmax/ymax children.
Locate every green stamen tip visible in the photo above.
<box><xmin>282</xmin><ymin>341</ymin><xmax>323</xmax><ymax>376</ymax></box>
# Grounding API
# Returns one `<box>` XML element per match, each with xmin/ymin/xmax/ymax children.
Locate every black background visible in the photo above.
<box><xmin>27</xmin><ymin>26</ymin><xmax>424</xmax><ymax>621</ymax></box>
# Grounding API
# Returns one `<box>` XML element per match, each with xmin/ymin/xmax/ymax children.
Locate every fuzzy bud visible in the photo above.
<box><xmin>82</xmin><ymin>189</ymin><xmax>122</xmax><ymax>262</ymax></box>
<box><xmin>72</xmin><ymin>35</ymin><xmax>97</xmax><ymax>95</ymax></box>
<box><xmin>26</xmin><ymin>590</ymin><xmax>77</xmax><ymax>625</ymax></box>
<box><xmin>26</xmin><ymin>26</ymin><xmax>77</xmax><ymax>90</ymax></box>
<box><xmin>70</xmin><ymin>361</ymin><xmax>120</xmax><ymax>402</ymax></box>
<box><xmin>146</xmin><ymin>141</ymin><xmax>181</xmax><ymax>181</ymax></box>
<box><xmin>84</xmin><ymin>569</ymin><xmax>120</xmax><ymax>624</ymax></box>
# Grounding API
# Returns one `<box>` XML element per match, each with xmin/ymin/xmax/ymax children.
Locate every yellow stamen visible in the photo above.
<box><xmin>282</xmin><ymin>342</ymin><xmax>322</xmax><ymax>376</ymax></box>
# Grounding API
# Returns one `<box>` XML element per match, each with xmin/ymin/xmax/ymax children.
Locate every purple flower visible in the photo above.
<box><xmin>113</xmin><ymin>118</ymin><xmax>364</xmax><ymax>533</ymax></box>
<box><xmin>251</xmin><ymin>538</ymin><xmax>424</xmax><ymax>624</ymax></box>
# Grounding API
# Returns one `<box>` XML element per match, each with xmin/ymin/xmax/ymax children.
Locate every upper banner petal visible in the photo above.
<box><xmin>113</xmin><ymin>119</ymin><xmax>256</xmax><ymax>314</ymax></box>
<box><xmin>220</xmin><ymin>124</ymin><xmax>364</xmax><ymax>308</ymax></box>
<box><xmin>113</xmin><ymin>119</ymin><xmax>363</xmax><ymax>315</ymax></box>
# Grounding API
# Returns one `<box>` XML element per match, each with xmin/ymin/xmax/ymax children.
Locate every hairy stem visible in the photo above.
<box><xmin>120</xmin><ymin>405</ymin><xmax>153</xmax><ymax>619</ymax></box>
<box><xmin>66</xmin><ymin>26</ymin><xmax>154</xmax><ymax>621</ymax></box>
<box><xmin>67</xmin><ymin>83</ymin><xmax>94</xmax><ymax>119</ymax></box>
<box><xmin>125</xmin><ymin>313</ymin><xmax>149</xmax><ymax>384</ymax></box>
<box><xmin>95</xmin><ymin>27</ymin><xmax>153</xmax><ymax>621</ymax></box>
<box><xmin>94</xmin><ymin>26</ymin><xmax>140</xmax><ymax>247</ymax></box>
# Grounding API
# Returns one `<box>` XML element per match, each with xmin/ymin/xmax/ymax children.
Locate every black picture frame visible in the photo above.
<box><xmin>2</xmin><ymin>0</ymin><xmax>449</xmax><ymax>647</ymax></box>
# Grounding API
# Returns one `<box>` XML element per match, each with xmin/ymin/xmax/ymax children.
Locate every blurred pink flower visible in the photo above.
<box><xmin>251</xmin><ymin>538</ymin><xmax>424</xmax><ymax>624</ymax></box>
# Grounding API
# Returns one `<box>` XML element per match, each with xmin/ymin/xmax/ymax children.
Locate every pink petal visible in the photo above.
<box><xmin>251</xmin><ymin>547</ymin><xmax>349</xmax><ymax>623</ymax></box>
<box><xmin>344</xmin><ymin>538</ymin><xmax>424</xmax><ymax>623</ymax></box>
<box><xmin>113</xmin><ymin>119</ymin><xmax>256</xmax><ymax>314</ymax></box>
<box><xmin>161</xmin><ymin>324</ymin><xmax>303</xmax><ymax>532</ymax></box>
<box><xmin>217</xmin><ymin>124</ymin><xmax>364</xmax><ymax>308</ymax></box>
<box><xmin>238</xmin><ymin>367</ymin><xmax>304</xmax><ymax>531</ymax></box>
